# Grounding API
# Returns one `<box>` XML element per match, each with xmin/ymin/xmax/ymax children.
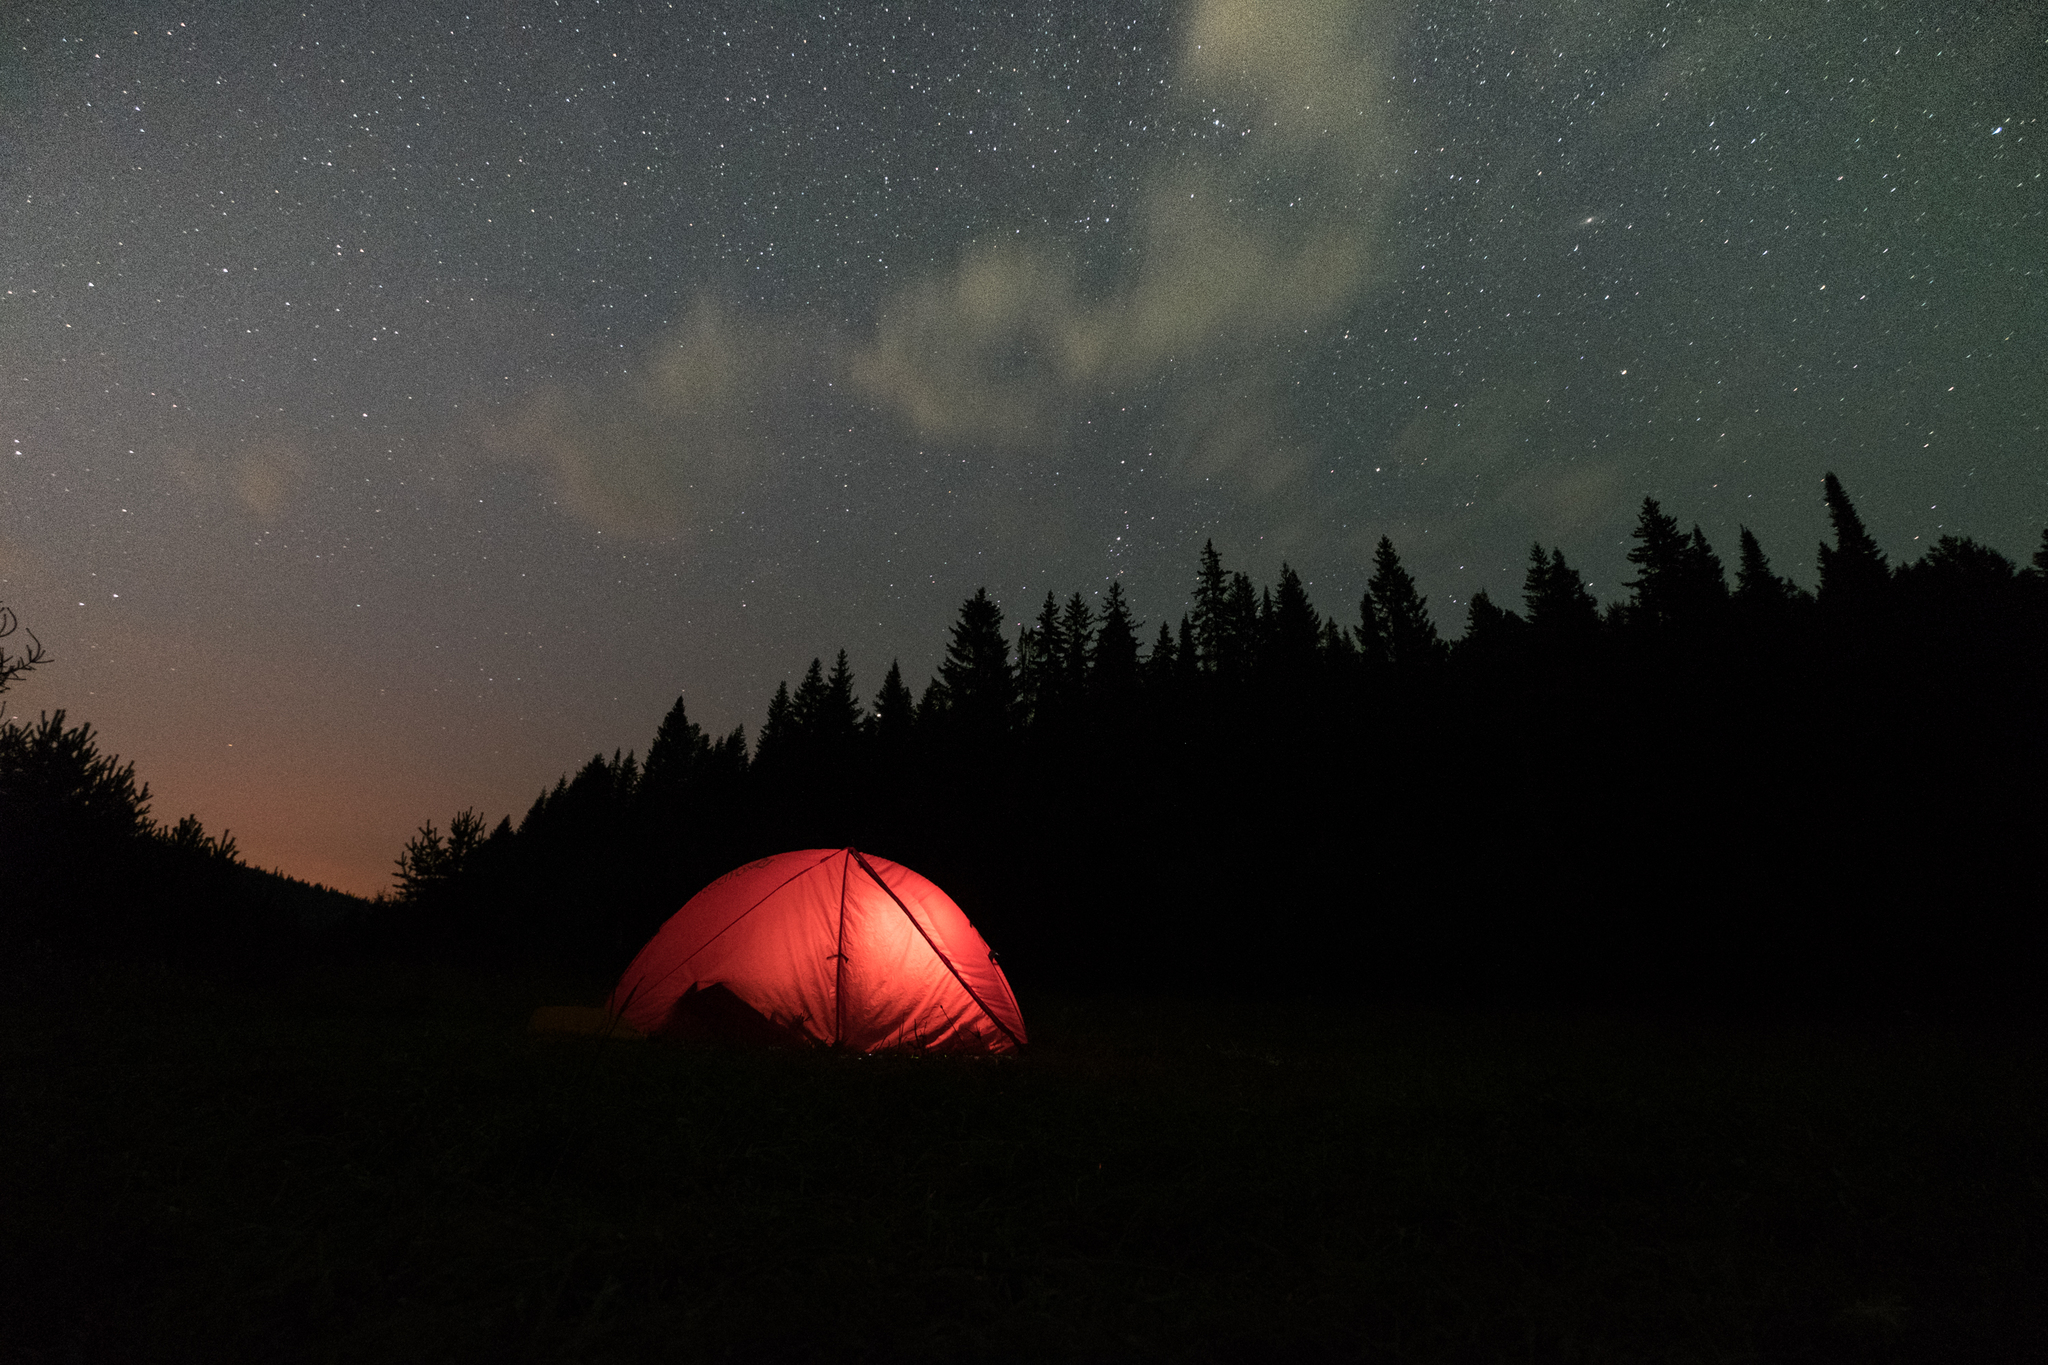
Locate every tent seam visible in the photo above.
<box><xmin>849</xmin><ymin>849</ymin><xmax>1025</xmax><ymax>1051</ymax></box>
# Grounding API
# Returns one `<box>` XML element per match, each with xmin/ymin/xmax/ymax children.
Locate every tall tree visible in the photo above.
<box><xmin>1367</xmin><ymin>537</ymin><xmax>1445</xmax><ymax>670</ymax></box>
<box><xmin>1681</xmin><ymin>526</ymin><xmax>1731</xmax><ymax>623</ymax></box>
<box><xmin>1093</xmin><ymin>581</ymin><xmax>1143</xmax><ymax>697</ymax></box>
<box><xmin>1191</xmin><ymin>540</ymin><xmax>1230</xmax><ymax>673</ymax></box>
<box><xmin>1816</xmin><ymin>472</ymin><xmax>1889</xmax><ymax>608</ymax></box>
<box><xmin>822</xmin><ymin>650</ymin><xmax>864</xmax><ymax>745</ymax></box>
<box><xmin>1222</xmin><ymin>572</ymin><xmax>1260</xmax><ymax>680</ymax></box>
<box><xmin>1623</xmin><ymin>496</ymin><xmax>1689</xmax><ymax>629</ymax></box>
<box><xmin>1059</xmin><ymin>591</ymin><xmax>1096</xmax><ymax>699</ymax></box>
<box><xmin>1270</xmin><ymin>563</ymin><xmax>1322</xmax><ymax>675</ymax></box>
<box><xmin>790</xmin><ymin>658</ymin><xmax>829</xmax><ymax>743</ymax></box>
<box><xmin>937</xmin><ymin>587</ymin><xmax>1016</xmax><ymax>733</ymax></box>
<box><xmin>1523</xmin><ymin>544</ymin><xmax>1601</xmax><ymax>637</ymax></box>
<box><xmin>1142</xmin><ymin>619</ymin><xmax>1178</xmax><ymax>690</ymax></box>
<box><xmin>1019</xmin><ymin>591</ymin><xmax>1064</xmax><ymax>720</ymax></box>
<box><xmin>871</xmin><ymin>659</ymin><xmax>915</xmax><ymax>748</ymax></box>
<box><xmin>755</xmin><ymin>680</ymin><xmax>795</xmax><ymax>768</ymax></box>
<box><xmin>640</xmin><ymin>695</ymin><xmax>710</xmax><ymax>807</ymax></box>
<box><xmin>1734</xmin><ymin>526</ymin><xmax>1805</xmax><ymax>616</ymax></box>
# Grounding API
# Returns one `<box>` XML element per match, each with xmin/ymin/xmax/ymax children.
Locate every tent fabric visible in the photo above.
<box><xmin>608</xmin><ymin>848</ymin><xmax>1027</xmax><ymax>1054</ymax></box>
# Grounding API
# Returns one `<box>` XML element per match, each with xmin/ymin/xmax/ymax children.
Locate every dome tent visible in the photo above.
<box><xmin>608</xmin><ymin>848</ymin><xmax>1026</xmax><ymax>1054</ymax></box>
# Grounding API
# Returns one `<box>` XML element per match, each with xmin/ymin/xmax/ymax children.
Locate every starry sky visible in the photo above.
<box><xmin>3</xmin><ymin>1</ymin><xmax>2041</xmax><ymax>895</ymax></box>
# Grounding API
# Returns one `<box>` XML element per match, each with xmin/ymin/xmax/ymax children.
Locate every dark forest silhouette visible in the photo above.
<box><xmin>371</xmin><ymin>475</ymin><xmax>2048</xmax><ymax>1013</ymax></box>
<box><xmin>5</xmin><ymin>475</ymin><xmax>2046</xmax><ymax>1012</ymax></box>
<box><xmin>0</xmin><ymin>599</ymin><xmax>362</xmax><ymax>962</ymax></box>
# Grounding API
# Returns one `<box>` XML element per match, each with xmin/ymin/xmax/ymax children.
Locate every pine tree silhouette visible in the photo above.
<box><xmin>937</xmin><ymin>588</ymin><xmax>1016</xmax><ymax>733</ymax></box>
<box><xmin>1270</xmin><ymin>563</ymin><xmax>1322</xmax><ymax>675</ymax></box>
<box><xmin>1523</xmin><ymin>544</ymin><xmax>1601</xmax><ymax>636</ymax></box>
<box><xmin>790</xmin><ymin>659</ymin><xmax>829</xmax><ymax>748</ymax></box>
<box><xmin>1059</xmin><ymin>591</ymin><xmax>1096</xmax><ymax>699</ymax></box>
<box><xmin>1020</xmin><ymin>591</ymin><xmax>1064</xmax><ymax>720</ymax></box>
<box><xmin>1142</xmin><ymin>618</ymin><xmax>1178</xmax><ymax>690</ymax></box>
<box><xmin>872</xmin><ymin>659</ymin><xmax>915</xmax><ymax>747</ymax></box>
<box><xmin>1624</xmin><ymin>497</ymin><xmax>1690</xmax><ymax>629</ymax></box>
<box><xmin>1368</xmin><ymin>537</ymin><xmax>1445</xmax><ymax>670</ymax></box>
<box><xmin>1817</xmin><ymin>472</ymin><xmax>1889</xmax><ymax>609</ymax></box>
<box><xmin>1459</xmin><ymin>588</ymin><xmax>1526</xmax><ymax>661</ymax></box>
<box><xmin>1734</xmin><ymin>526</ymin><xmax>1807</xmax><ymax>617</ymax></box>
<box><xmin>756</xmin><ymin>680</ymin><xmax>795</xmax><ymax>768</ymax></box>
<box><xmin>1093</xmin><ymin>581</ymin><xmax>1143</xmax><ymax>697</ymax></box>
<box><xmin>1191</xmin><ymin>540</ymin><xmax>1230</xmax><ymax>673</ymax></box>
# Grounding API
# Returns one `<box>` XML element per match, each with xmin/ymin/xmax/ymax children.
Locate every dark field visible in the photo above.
<box><xmin>5</xmin><ymin>958</ymin><xmax>2044</xmax><ymax>1364</ymax></box>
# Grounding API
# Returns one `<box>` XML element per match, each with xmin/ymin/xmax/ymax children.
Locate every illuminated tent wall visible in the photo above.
<box><xmin>608</xmin><ymin>848</ymin><xmax>1027</xmax><ymax>1054</ymax></box>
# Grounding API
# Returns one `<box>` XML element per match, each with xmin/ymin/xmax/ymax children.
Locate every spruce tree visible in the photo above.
<box><xmin>872</xmin><ymin>660</ymin><xmax>915</xmax><ymax>747</ymax></box>
<box><xmin>640</xmin><ymin>695</ymin><xmax>710</xmax><ymax>810</ymax></box>
<box><xmin>823</xmin><ymin>649</ymin><xmax>863</xmax><ymax>747</ymax></box>
<box><xmin>1222</xmin><ymin>572</ymin><xmax>1260</xmax><ymax>680</ymax></box>
<box><xmin>1020</xmin><ymin>591</ymin><xmax>1064</xmax><ymax>720</ymax></box>
<box><xmin>1734</xmin><ymin>526</ymin><xmax>1807</xmax><ymax>617</ymax></box>
<box><xmin>790</xmin><ymin>658</ymin><xmax>828</xmax><ymax>747</ymax></box>
<box><xmin>1093</xmin><ymin>581</ymin><xmax>1143</xmax><ymax>697</ymax></box>
<box><xmin>1191</xmin><ymin>540</ymin><xmax>1230</xmax><ymax>673</ymax></box>
<box><xmin>1523</xmin><ymin>544</ymin><xmax>1601</xmax><ymax>636</ymax></box>
<box><xmin>1624</xmin><ymin>496</ymin><xmax>1689</xmax><ymax>629</ymax></box>
<box><xmin>1460</xmin><ymin>588</ymin><xmax>1526</xmax><ymax>659</ymax></box>
<box><xmin>1816</xmin><ymin>472</ymin><xmax>1889</xmax><ymax>608</ymax></box>
<box><xmin>1355</xmin><ymin>583</ymin><xmax>1388</xmax><ymax>669</ymax></box>
<box><xmin>1059</xmin><ymin>591</ymin><xmax>1096</xmax><ymax>699</ymax></box>
<box><xmin>1682</xmin><ymin>526</ymin><xmax>1730</xmax><ymax>622</ymax></box>
<box><xmin>1271</xmin><ymin>563</ymin><xmax>1322</xmax><ymax>674</ymax></box>
<box><xmin>1142</xmin><ymin>619</ymin><xmax>1178</xmax><ymax>689</ymax></box>
<box><xmin>1367</xmin><ymin>536</ymin><xmax>1445</xmax><ymax>670</ymax></box>
<box><xmin>755</xmin><ymin>680</ymin><xmax>794</xmax><ymax>768</ymax></box>
<box><xmin>937</xmin><ymin>587</ymin><xmax>1016</xmax><ymax>733</ymax></box>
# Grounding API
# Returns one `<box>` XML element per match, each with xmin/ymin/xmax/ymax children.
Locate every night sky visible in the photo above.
<box><xmin>3</xmin><ymin>1</ymin><xmax>2040</xmax><ymax>895</ymax></box>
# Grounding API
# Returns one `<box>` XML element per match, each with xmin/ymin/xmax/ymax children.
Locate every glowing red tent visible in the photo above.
<box><xmin>608</xmin><ymin>848</ymin><xmax>1026</xmax><ymax>1054</ymax></box>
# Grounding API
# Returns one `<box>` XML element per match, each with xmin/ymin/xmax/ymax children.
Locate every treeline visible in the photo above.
<box><xmin>0</xmin><ymin>710</ymin><xmax>365</xmax><ymax>965</ymax></box>
<box><xmin>386</xmin><ymin>474</ymin><xmax>2048</xmax><ymax>1014</ymax></box>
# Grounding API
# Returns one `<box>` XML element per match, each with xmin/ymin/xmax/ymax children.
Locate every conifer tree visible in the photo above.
<box><xmin>1355</xmin><ymin>582</ymin><xmax>1388</xmax><ymax>669</ymax></box>
<box><xmin>822</xmin><ymin>650</ymin><xmax>863</xmax><ymax>752</ymax></box>
<box><xmin>1176</xmin><ymin>615</ymin><xmax>1200</xmax><ymax>684</ymax></box>
<box><xmin>1093</xmin><ymin>581</ymin><xmax>1143</xmax><ymax>697</ymax></box>
<box><xmin>1682</xmin><ymin>526</ymin><xmax>1730</xmax><ymax>622</ymax></box>
<box><xmin>1367</xmin><ymin>537</ymin><xmax>1445</xmax><ymax>669</ymax></box>
<box><xmin>1523</xmin><ymin>544</ymin><xmax>1601</xmax><ymax>636</ymax></box>
<box><xmin>1223</xmin><ymin>572</ymin><xmax>1259</xmax><ymax>680</ymax></box>
<box><xmin>1191</xmin><ymin>540</ymin><xmax>1230</xmax><ymax>672</ymax></box>
<box><xmin>1020</xmin><ymin>591</ymin><xmax>1064</xmax><ymax>720</ymax></box>
<box><xmin>872</xmin><ymin>660</ymin><xmax>915</xmax><ymax>747</ymax></box>
<box><xmin>915</xmin><ymin>676</ymin><xmax>948</xmax><ymax>726</ymax></box>
<box><xmin>1059</xmin><ymin>591</ymin><xmax>1096</xmax><ymax>698</ymax></box>
<box><xmin>1734</xmin><ymin>526</ymin><xmax>1805</xmax><ymax>614</ymax></box>
<box><xmin>937</xmin><ymin>587</ymin><xmax>1016</xmax><ymax>732</ymax></box>
<box><xmin>1270</xmin><ymin>563</ymin><xmax>1322</xmax><ymax>674</ymax></box>
<box><xmin>641</xmin><ymin>695</ymin><xmax>710</xmax><ymax>808</ymax></box>
<box><xmin>1624</xmin><ymin>496</ymin><xmax>1689</xmax><ymax>629</ymax></box>
<box><xmin>1142</xmin><ymin>619</ymin><xmax>1178</xmax><ymax>689</ymax></box>
<box><xmin>1817</xmin><ymin>472</ymin><xmax>1889</xmax><ymax>608</ymax></box>
<box><xmin>790</xmin><ymin>658</ymin><xmax>828</xmax><ymax>744</ymax></box>
<box><xmin>1460</xmin><ymin>588</ymin><xmax>1526</xmax><ymax>655</ymax></box>
<box><xmin>755</xmin><ymin>680</ymin><xmax>794</xmax><ymax>768</ymax></box>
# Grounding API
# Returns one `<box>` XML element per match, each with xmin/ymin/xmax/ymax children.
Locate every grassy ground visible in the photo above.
<box><xmin>4</xmin><ymin>955</ymin><xmax>2044</xmax><ymax>1363</ymax></box>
